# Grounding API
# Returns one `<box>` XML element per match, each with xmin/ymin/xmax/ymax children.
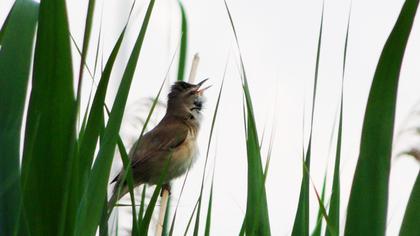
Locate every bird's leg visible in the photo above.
<box><xmin>161</xmin><ymin>183</ymin><xmax>171</xmax><ymax>196</ymax></box>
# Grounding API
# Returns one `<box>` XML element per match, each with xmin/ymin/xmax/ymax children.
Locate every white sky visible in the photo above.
<box><xmin>1</xmin><ymin>0</ymin><xmax>420</xmax><ymax>235</ymax></box>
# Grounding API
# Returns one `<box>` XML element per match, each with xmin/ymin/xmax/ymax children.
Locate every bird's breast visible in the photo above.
<box><xmin>169</xmin><ymin>131</ymin><xmax>198</xmax><ymax>179</ymax></box>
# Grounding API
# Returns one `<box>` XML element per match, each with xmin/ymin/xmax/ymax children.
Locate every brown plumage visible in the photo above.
<box><xmin>108</xmin><ymin>79</ymin><xmax>209</xmax><ymax>209</ymax></box>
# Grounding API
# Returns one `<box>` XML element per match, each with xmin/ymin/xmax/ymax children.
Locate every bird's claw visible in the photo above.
<box><xmin>161</xmin><ymin>183</ymin><xmax>171</xmax><ymax>196</ymax></box>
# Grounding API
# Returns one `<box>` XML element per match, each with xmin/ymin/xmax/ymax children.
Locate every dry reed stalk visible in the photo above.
<box><xmin>155</xmin><ymin>53</ymin><xmax>200</xmax><ymax>236</ymax></box>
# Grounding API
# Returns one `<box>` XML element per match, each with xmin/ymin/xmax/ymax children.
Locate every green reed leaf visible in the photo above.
<box><xmin>292</xmin><ymin>2</ymin><xmax>324</xmax><ymax>235</ymax></box>
<box><xmin>21</xmin><ymin>0</ymin><xmax>76</xmax><ymax>234</ymax></box>
<box><xmin>0</xmin><ymin>1</ymin><xmax>38</xmax><ymax>235</ymax></box>
<box><xmin>399</xmin><ymin>170</ymin><xmax>420</xmax><ymax>236</ymax></box>
<box><xmin>74</xmin><ymin>1</ymin><xmax>155</xmax><ymax>235</ymax></box>
<box><xmin>177</xmin><ymin>1</ymin><xmax>188</xmax><ymax>81</ymax></box>
<box><xmin>345</xmin><ymin>0</ymin><xmax>419</xmax><ymax>234</ymax></box>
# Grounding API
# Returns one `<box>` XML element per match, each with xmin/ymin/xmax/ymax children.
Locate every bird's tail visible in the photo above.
<box><xmin>107</xmin><ymin>181</ymin><xmax>129</xmax><ymax>212</ymax></box>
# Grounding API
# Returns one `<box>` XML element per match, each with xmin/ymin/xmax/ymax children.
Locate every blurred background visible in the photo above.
<box><xmin>1</xmin><ymin>0</ymin><xmax>419</xmax><ymax>235</ymax></box>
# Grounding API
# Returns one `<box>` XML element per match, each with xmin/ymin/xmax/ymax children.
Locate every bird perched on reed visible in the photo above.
<box><xmin>108</xmin><ymin>79</ymin><xmax>210</xmax><ymax>210</ymax></box>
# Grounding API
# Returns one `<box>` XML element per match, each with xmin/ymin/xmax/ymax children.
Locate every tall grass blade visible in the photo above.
<box><xmin>192</xmin><ymin>59</ymin><xmax>226</xmax><ymax>236</ymax></box>
<box><xmin>20</xmin><ymin>0</ymin><xmax>76</xmax><ymax>234</ymax></box>
<box><xmin>139</xmin><ymin>158</ymin><xmax>171</xmax><ymax>235</ymax></box>
<box><xmin>399</xmin><ymin>170</ymin><xmax>420</xmax><ymax>235</ymax></box>
<box><xmin>70</xmin><ymin>34</ymin><xmax>95</xmax><ymax>79</ymax></box>
<box><xmin>75</xmin><ymin>1</ymin><xmax>156</xmax><ymax>235</ymax></box>
<box><xmin>66</xmin><ymin>4</ymin><xmax>112</xmax><ymax>234</ymax></box>
<box><xmin>0</xmin><ymin>2</ymin><xmax>16</xmax><ymax>45</ymax></box>
<box><xmin>224</xmin><ymin>1</ymin><xmax>271</xmax><ymax>234</ymax></box>
<box><xmin>93</xmin><ymin>4</ymin><xmax>104</xmax><ymax>78</ymax></box>
<box><xmin>304</xmin><ymin>164</ymin><xmax>334</xmax><ymax>235</ymax></box>
<box><xmin>177</xmin><ymin>1</ymin><xmax>188</xmax><ymax>81</ymax></box>
<box><xmin>242</xmin><ymin>86</ymin><xmax>271</xmax><ymax>236</ymax></box>
<box><xmin>115</xmin><ymin>138</ymin><xmax>139</xmax><ymax>234</ymax></box>
<box><xmin>292</xmin><ymin>146</ymin><xmax>311</xmax><ymax>236</ymax></box>
<box><xmin>76</xmin><ymin>0</ymin><xmax>97</xmax><ymax>103</ymax></box>
<box><xmin>0</xmin><ymin>1</ymin><xmax>38</xmax><ymax>235</ymax></box>
<box><xmin>72</xmin><ymin>29</ymin><xmax>126</xmax><ymax>230</ymax></box>
<box><xmin>99</xmin><ymin>198</ymin><xmax>109</xmax><ymax>236</ymax></box>
<box><xmin>326</xmin><ymin>6</ymin><xmax>351</xmax><ymax>236</ymax></box>
<box><xmin>168</xmin><ymin>164</ymin><xmax>192</xmax><ymax>236</ymax></box>
<box><xmin>345</xmin><ymin>0</ymin><xmax>419</xmax><ymax>235</ymax></box>
<box><xmin>162</xmin><ymin>196</ymin><xmax>171</xmax><ymax>236</ymax></box>
<box><xmin>311</xmin><ymin>182</ymin><xmax>332</xmax><ymax>235</ymax></box>
<box><xmin>77</xmin><ymin>0</ymin><xmax>136</xmax><ymax>182</ymax></box>
<box><xmin>204</xmin><ymin>171</ymin><xmax>215</xmax><ymax>236</ymax></box>
<box><xmin>138</xmin><ymin>185</ymin><xmax>147</xmax><ymax>224</ymax></box>
<box><xmin>312</xmin><ymin>176</ymin><xmax>326</xmax><ymax>236</ymax></box>
<box><xmin>184</xmin><ymin>200</ymin><xmax>199</xmax><ymax>235</ymax></box>
<box><xmin>75</xmin><ymin>3</ymin><xmax>137</xmax><ymax>215</ymax></box>
<box><xmin>292</xmin><ymin>3</ymin><xmax>324</xmax><ymax>235</ymax></box>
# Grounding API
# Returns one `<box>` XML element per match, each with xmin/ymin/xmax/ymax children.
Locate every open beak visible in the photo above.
<box><xmin>196</xmin><ymin>78</ymin><xmax>208</xmax><ymax>87</ymax></box>
<box><xmin>195</xmin><ymin>78</ymin><xmax>211</xmax><ymax>95</ymax></box>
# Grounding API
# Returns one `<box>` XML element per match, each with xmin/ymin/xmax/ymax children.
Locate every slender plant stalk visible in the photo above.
<box><xmin>188</xmin><ymin>53</ymin><xmax>200</xmax><ymax>83</ymax></box>
<box><xmin>155</xmin><ymin>53</ymin><xmax>200</xmax><ymax>236</ymax></box>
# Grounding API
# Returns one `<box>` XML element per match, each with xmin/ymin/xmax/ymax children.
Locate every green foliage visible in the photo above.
<box><xmin>399</xmin><ymin>171</ymin><xmax>420</xmax><ymax>236</ymax></box>
<box><xmin>345</xmin><ymin>0</ymin><xmax>419</xmax><ymax>235</ymax></box>
<box><xmin>20</xmin><ymin>0</ymin><xmax>76</xmax><ymax>235</ymax></box>
<box><xmin>177</xmin><ymin>1</ymin><xmax>188</xmax><ymax>82</ymax></box>
<box><xmin>74</xmin><ymin>0</ymin><xmax>156</xmax><ymax>235</ymax></box>
<box><xmin>1</xmin><ymin>0</ymin><xmax>419</xmax><ymax>235</ymax></box>
<box><xmin>116</xmin><ymin>137</ymin><xmax>139</xmax><ymax>235</ymax></box>
<box><xmin>0</xmin><ymin>1</ymin><xmax>16</xmax><ymax>44</ymax></box>
<box><xmin>0</xmin><ymin>1</ymin><xmax>38</xmax><ymax>235</ymax></box>
<box><xmin>183</xmin><ymin>200</ymin><xmax>199</xmax><ymax>235</ymax></box>
<box><xmin>312</xmin><ymin>176</ymin><xmax>326</xmax><ymax>236</ymax></box>
<box><xmin>224</xmin><ymin>1</ymin><xmax>271</xmax><ymax>235</ymax></box>
<box><xmin>292</xmin><ymin>3</ymin><xmax>324</xmax><ymax>236</ymax></box>
<box><xmin>139</xmin><ymin>159</ymin><xmax>169</xmax><ymax>235</ymax></box>
<box><xmin>192</xmin><ymin>69</ymin><xmax>225</xmax><ymax>236</ymax></box>
<box><xmin>204</xmin><ymin>174</ymin><xmax>215</xmax><ymax>236</ymax></box>
<box><xmin>325</xmin><ymin>7</ymin><xmax>351</xmax><ymax>236</ymax></box>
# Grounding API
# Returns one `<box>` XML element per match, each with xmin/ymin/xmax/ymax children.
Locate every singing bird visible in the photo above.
<box><xmin>108</xmin><ymin>79</ymin><xmax>210</xmax><ymax>209</ymax></box>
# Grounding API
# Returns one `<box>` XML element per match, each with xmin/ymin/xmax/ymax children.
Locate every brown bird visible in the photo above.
<box><xmin>108</xmin><ymin>79</ymin><xmax>210</xmax><ymax>209</ymax></box>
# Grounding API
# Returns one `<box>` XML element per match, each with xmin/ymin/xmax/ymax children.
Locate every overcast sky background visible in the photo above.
<box><xmin>1</xmin><ymin>0</ymin><xmax>420</xmax><ymax>235</ymax></box>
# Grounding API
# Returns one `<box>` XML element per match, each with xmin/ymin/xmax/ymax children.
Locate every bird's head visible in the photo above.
<box><xmin>167</xmin><ymin>78</ymin><xmax>210</xmax><ymax>119</ymax></box>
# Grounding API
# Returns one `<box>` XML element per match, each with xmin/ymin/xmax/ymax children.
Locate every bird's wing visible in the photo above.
<box><xmin>130</xmin><ymin>120</ymin><xmax>189</xmax><ymax>167</ymax></box>
<box><xmin>111</xmin><ymin>118</ymin><xmax>190</xmax><ymax>185</ymax></box>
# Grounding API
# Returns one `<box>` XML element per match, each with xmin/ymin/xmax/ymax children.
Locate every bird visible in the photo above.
<box><xmin>108</xmin><ymin>79</ymin><xmax>210</xmax><ymax>210</ymax></box>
